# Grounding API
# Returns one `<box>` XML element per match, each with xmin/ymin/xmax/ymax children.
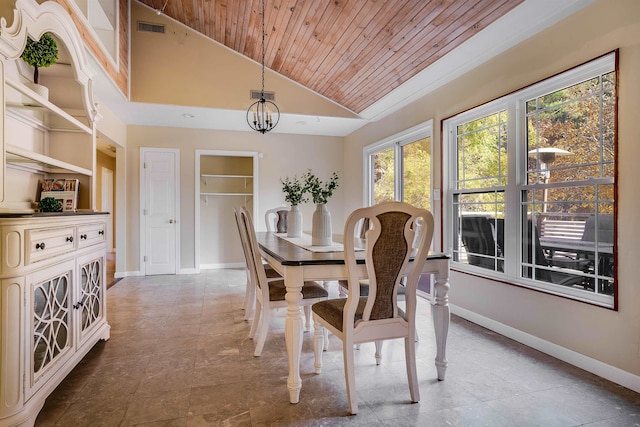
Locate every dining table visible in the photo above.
<box><xmin>256</xmin><ymin>231</ymin><xmax>451</xmax><ymax>404</ymax></box>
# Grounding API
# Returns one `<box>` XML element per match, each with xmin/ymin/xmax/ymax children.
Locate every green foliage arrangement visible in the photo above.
<box><xmin>20</xmin><ymin>33</ymin><xmax>58</xmax><ymax>85</ymax></box>
<box><xmin>281</xmin><ymin>174</ymin><xmax>308</xmax><ymax>206</ymax></box>
<box><xmin>39</xmin><ymin>197</ymin><xmax>62</xmax><ymax>212</ymax></box>
<box><xmin>304</xmin><ymin>170</ymin><xmax>339</xmax><ymax>205</ymax></box>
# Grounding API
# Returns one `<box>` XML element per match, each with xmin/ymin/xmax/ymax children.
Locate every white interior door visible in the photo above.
<box><xmin>101</xmin><ymin>167</ymin><xmax>114</xmax><ymax>251</ymax></box>
<box><xmin>142</xmin><ymin>149</ymin><xmax>179</xmax><ymax>275</ymax></box>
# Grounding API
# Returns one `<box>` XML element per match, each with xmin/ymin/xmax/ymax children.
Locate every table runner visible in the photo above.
<box><xmin>274</xmin><ymin>233</ymin><xmax>345</xmax><ymax>253</ymax></box>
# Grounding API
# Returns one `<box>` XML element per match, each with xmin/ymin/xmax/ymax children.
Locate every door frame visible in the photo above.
<box><xmin>195</xmin><ymin>150</ymin><xmax>259</xmax><ymax>272</ymax></box>
<box><xmin>140</xmin><ymin>147</ymin><xmax>181</xmax><ymax>276</ymax></box>
<box><xmin>101</xmin><ymin>166</ymin><xmax>114</xmax><ymax>252</ymax></box>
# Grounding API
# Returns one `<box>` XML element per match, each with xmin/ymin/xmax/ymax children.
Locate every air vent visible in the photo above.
<box><xmin>138</xmin><ymin>21</ymin><xmax>165</xmax><ymax>34</ymax></box>
<box><xmin>250</xmin><ymin>90</ymin><xmax>275</xmax><ymax>101</ymax></box>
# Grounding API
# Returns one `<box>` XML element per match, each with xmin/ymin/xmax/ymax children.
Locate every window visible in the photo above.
<box><xmin>444</xmin><ymin>52</ymin><xmax>616</xmax><ymax>308</ymax></box>
<box><xmin>364</xmin><ymin>121</ymin><xmax>432</xmax><ymax>210</ymax></box>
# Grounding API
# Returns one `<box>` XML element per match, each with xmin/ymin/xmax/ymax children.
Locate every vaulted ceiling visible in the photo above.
<box><xmin>136</xmin><ymin>0</ymin><xmax>523</xmax><ymax>115</ymax></box>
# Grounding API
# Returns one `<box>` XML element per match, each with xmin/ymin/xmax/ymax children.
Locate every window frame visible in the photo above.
<box><xmin>363</xmin><ymin>121</ymin><xmax>433</xmax><ymax>203</ymax></box>
<box><xmin>443</xmin><ymin>52</ymin><xmax>616</xmax><ymax>308</ymax></box>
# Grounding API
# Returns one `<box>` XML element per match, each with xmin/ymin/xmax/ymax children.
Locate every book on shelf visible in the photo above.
<box><xmin>41</xmin><ymin>179</ymin><xmax>78</xmax><ymax>192</ymax></box>
<box><xmin>40</xmin><ymin>179</ymin><xmax>79</xmax><ymax>211</ymax></box>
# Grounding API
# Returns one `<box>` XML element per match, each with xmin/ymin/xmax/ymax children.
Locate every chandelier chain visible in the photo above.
<box><xmin>261</xmin><ymin>0</ymin><xmax>265</xmax><ymax>96</ymax></box>
<box><xmin>246</xmin><ymin>0</ymin><xmax>279</xmax><ymax>133</ymax></box>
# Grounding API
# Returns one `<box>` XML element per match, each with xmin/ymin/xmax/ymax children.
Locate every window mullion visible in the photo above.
<box><xmin>503</xmin><ymin>100</ymin><xmax>520</xmax><ymax>277</ymax></box>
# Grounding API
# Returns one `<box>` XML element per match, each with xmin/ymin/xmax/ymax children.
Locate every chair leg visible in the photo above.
<box><xmin>243</xmin><ymin>269</ymin><xmax>255</xmax><ymax>321</ymax></box>
<box><xmin>374</xmin><ymin>340</ymin><xmax>383</xmax><ymax>365</ymax></box>
<box><xmin>343</xmin><ymin>338</ymin><xmax>358</xmax><ymax>415</ymax></box>
<box><xmin>323</xmin><ymin>327</ymin><xmax>329</xmax><ymax>351</ymax></box>
<box><xmin>304</xmin><ymin>305</ymin><xmax>312</xmax><ymax>331</ymax></box>
<box><xmin>248</xmin><ymin>297</ymin><xmax>261</xmax><ymax>339</ymax></box>
<box><xmin>313</xmin><ymin>315</ymin><xmax>324</xmax><ymax>374</ymax></box>
<box><xmin>405</xmin><ymin>335</ymin><xmax>420</xmax><ymax>403</ymax></box>
<box><xmin>253</xmin><ymin>305</ymin><xmax>269</xmax><ymax>357</ymax></box>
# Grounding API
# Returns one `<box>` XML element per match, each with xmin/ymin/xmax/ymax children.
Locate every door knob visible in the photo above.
<box><xmin>169</xmin><ymin>219</ymin><xmax>174</xmax><ymax>224</ymax></box>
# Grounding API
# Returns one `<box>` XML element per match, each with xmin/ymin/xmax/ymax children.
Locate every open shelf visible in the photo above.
<box><xmin>200</xmin><ymin>192</ymin><xmax>253</xmax><ymax>196</ymax></box>
<box><xmin>5</xmin><ymin>78</ymin><xmax>92</xmax><ymax>133</ymax></box>
<box><xmin>6</xmin><ymin>144</ymin><xmax>92</xmax><ymax>176</ymax></box>
<box><xmin>201</xmin><ymin>174</ymin><xmax>252</xmax><ymax>179</ymax></box>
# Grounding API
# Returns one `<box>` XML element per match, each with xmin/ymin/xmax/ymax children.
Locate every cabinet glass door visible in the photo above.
<box><xmin>33</xmin><ymin>272</ymin><xmax>71</xmax><ymax>375</ymax></box>
<box><xmin>78</xmin><ymin>256</ymin><xmax>104</xmax><ymax>341</ymax></box>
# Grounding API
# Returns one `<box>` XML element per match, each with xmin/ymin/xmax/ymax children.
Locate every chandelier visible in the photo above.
<box><xmin>246</xmin><ymin>0</ymin><xmax>279</xmax><ymax>133</ymax></box>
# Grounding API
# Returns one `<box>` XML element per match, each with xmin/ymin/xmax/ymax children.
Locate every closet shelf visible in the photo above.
<box><xmin>201</xmin><ymin>174</ymin><xmax>252</xmax><ymax>179</ymax></box>
<box><xmin>200</xmin><ymin>192</ymin><xmax>253</xmax><ymax>196</ymax></box>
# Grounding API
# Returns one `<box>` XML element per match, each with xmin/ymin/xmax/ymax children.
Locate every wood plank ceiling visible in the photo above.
<box><xmin>137</xmin><ymin>0</ymin><xmax>523</xmax><ymax>114</ymax></box>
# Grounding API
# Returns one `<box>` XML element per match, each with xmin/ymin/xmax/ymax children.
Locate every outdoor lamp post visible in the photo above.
<box><xmin>528</xmin><ymin>147</ymin><xmax>572</xmax><ymax>213</ymax></box>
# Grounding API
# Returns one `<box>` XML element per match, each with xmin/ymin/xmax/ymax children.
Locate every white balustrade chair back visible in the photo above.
<box><xmin>234</xmin><ymin>206</ymin><xmax>257</xmax><ymax>320</ymax></box>
<box><xmin>264</xmin><ymin>207</ymin><xmax>288</xmax><ymax>233</ymax></box>
<box><xmin>238</xmin><ymin>206</ymin><xmax>328</xmax><ymax>357</ymax></box>
<box><xmin>235</xmin><ymin>207</ymin><xmax>284</xmax><ymax>321</ymax></box>
<box><xmin>311</xmin><ymin>201</ymin><xmax>434</xmax><ymax>414</ymax></box>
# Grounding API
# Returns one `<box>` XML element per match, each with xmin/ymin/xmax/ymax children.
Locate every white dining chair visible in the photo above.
<box><xmin>233</xmin><ymin>206</ymin><xmax>281</xmax><ymax>321</ymax></box>
<box><xmin>264</xmin><ymin>206</ymin><xmax>289</xmax><ymax>233</ymax></box>
<box><xmin>238</xmin><ymin>206</ymin><xmax>329</xmax><ymax>357</ymax></box>
<box><xmin>311</xmin><ymin>201</ymin><xmax>434</xmax><ymax>414</ymax></box>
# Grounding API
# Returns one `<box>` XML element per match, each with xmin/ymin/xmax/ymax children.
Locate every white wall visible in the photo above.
<box><xmin>344</xmin><ymin>0</ymin><xmax>640</xmax><ymax>380</ymax></box>
<box><xmin>125</xmin><ymin>126</ymin><xmax>344</xmax><ymax>273</ymax></box>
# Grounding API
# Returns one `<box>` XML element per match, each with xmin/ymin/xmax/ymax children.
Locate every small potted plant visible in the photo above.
<box><xmin>281</xmin><ymin>174</ymin><xmax>308</xmax><ymax>237</ymax></box>
<box><xmin>39</xmin><ymin>197</ymin><xmax>62</xmax><ymax>213</ymax></box>
<box><xmin>20</xmin><ymin>32</ymin><xmax>58</xmax><ymax>100</ymax></box>
<box><xmin>303</xmin><ymin>170</ymin><xmax>339</xmax><ymax>246</ymax></box>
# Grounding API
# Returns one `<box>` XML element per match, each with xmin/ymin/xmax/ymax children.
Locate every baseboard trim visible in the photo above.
<box><xmin>114</xmin><ymin>271</ymin><xmax>143</xmax><ymax>278</ymax></box>
<box><xmin>450</xmin><ymin>304</ymin><xmax>640</xmax><ymax>393</ymax></box>
<box><xmin>199</xmin><ymin>263</ymin><xmax>245</xmax><ymax>270</ymax></box>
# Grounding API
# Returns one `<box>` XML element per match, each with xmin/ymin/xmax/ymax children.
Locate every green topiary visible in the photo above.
<box><xmin>20</xmin><ymin>33</ymin><xmax>58</xmax><ymax>85</ymax></box>
<box><xmin>39</xmin><ymin>197</ymin><xmax>62</xmax><ymax>212</ymax></box>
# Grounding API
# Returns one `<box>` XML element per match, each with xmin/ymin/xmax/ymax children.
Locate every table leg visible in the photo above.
<box><xmin>431</xmin><ymin>260</ymin><xmax>450</xmax><ymax>380</ymax></box>
<box><xmin>284</xmin><ymin>267</ymin><xmax>304</xmax><ymax>403</ymax></box>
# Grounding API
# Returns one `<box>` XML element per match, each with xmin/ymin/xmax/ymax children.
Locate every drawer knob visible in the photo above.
<box><xmin>98</xmin><ymin>230</ymin><xmax>104</xmax><ymax>235</ymax></box>
<box><xmin>66</xmin><ymin>236</ymin><xmax>74</xmax><ymax>243</ymax></box>
<box><xmin>36</xmin><ymin>242</ymin><xmax>46</xmax><ymax>250</ymax></box>
<box><xmin>73</xmin><ymin>301</ymin><xmax>84</xmax><ymax>310</ymax></box>
<box><xmin>80</xmin><ymin>234</ymin><xmax>88</xmax><ymax>240</ymax></box>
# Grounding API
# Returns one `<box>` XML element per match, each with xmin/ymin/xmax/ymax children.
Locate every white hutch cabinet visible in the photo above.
<box><xmin>0</xmin><ymin>214</ymin><xmax>109</xmax><ymax>426</ymax></box>
<box><xmin>0</xmin><ymin>1</ymin><xmax>110</xmax><ymax>425</ymax></box>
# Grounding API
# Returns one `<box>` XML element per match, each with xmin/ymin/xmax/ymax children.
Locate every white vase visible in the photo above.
<box><xmin>312</xmin><ymin>203</ymin><xmax>332</xmax><ymax>246</ymax></box>
<box><xmin>287</xmin><ymin>205</ymin><xmax>303</xmax><ymax>238</ymax></box>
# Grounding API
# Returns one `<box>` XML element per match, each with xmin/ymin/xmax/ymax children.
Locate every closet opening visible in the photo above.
<box><xmin>195</xmin><ymin>150</ymin><xmax>259</xmax><ymax>270</ymax></box>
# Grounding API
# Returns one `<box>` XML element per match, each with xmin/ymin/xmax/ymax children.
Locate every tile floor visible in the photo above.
<box><xmin>35</xmin><ymin>269</ymin><xmax>639</xmax><ymax>426</ymax></box>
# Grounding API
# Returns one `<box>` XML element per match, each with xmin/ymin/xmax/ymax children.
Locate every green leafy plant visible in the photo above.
<box><xmin>281</xmin><ymin>174</ymin><xmax>308</xmax><ymax>206</ymax></box>
<box><xmin>39</xmin><ymin>197</ymin><xmax>62</xmax><ymax>212</ymax></box>
<box><xmin>303</xmin><ymin>170</ymin><xmax>339</xmax><ymax>204</ymax></box>
<box><xmin>20</xmin><ymin>33</ymin><xmax>58</xmax><ymax>85</ymax></box>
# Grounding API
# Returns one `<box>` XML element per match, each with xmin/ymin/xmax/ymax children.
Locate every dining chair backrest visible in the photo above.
<box><xmin>344</xmin><ymin>201</ymin><xmax>434</xmax><ymax>323</ymax></box>
<box><xmin>234</xmin><ymin>206</ymin><xmax>260</xmax><ymax>320</ymax></box>
<box><xmin>238</xmin><ymin>206</ymin><xmax>270</xmax><ymax>298</ymax></box>
<box><xmin>264</xmin><ymin>207</ymin><xmax>288</xmax><ymax>233</ymax></box>
<box><xmin>234</xmin><ymin>206</ymin><xmax>251</xmax><ymax>267</ymax></box>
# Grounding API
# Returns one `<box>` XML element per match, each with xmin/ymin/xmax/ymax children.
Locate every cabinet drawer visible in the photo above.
<box><xmin>25</xmin><ymin>226</ymin><xmax>76</xmax><ymax>265</ymax></box>
<box><xmin>77</xmin><ymin>222</ymin><xmax>106</xmax><ymax>249</ymax></box>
